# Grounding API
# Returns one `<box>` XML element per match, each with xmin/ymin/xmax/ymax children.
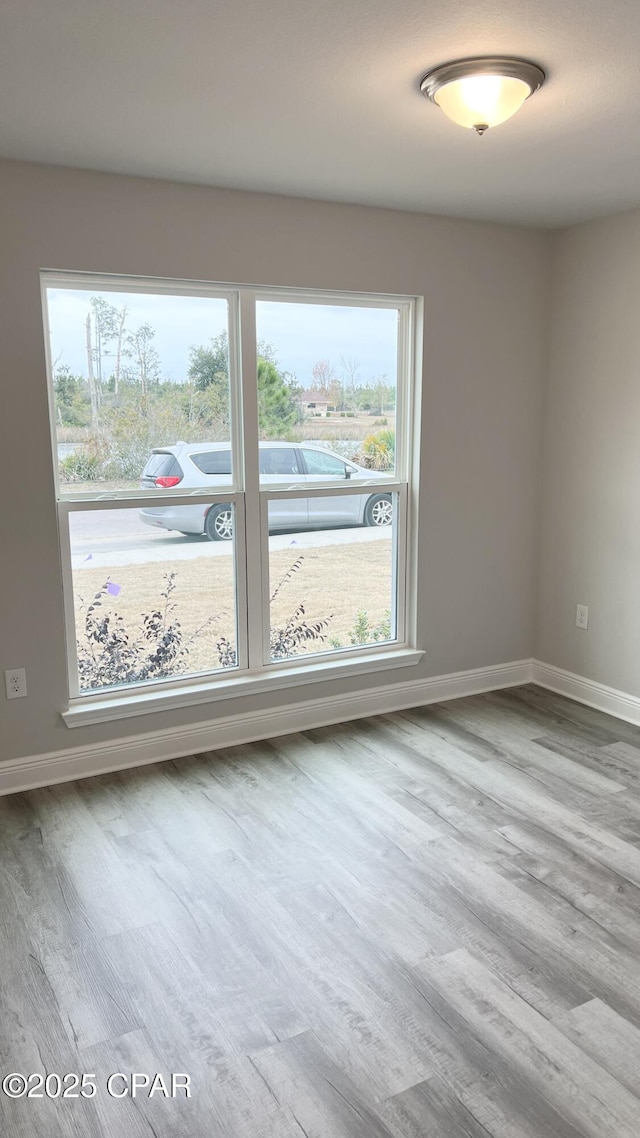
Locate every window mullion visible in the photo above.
<box><xmin>393</xmin><ymin>484</ymin><xmax>407</xmax><ymax>645</ymax></box>
<box><xmin>238</xmin><ymin>290</ymin><xmax>265</xmax><ymax>670</ymax></box>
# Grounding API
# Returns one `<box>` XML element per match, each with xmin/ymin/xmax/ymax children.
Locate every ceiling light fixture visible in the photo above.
<box><xmin>420</xmin><ymin>56</ymin><xmax>545</xmax><ymax>135</ymax></box>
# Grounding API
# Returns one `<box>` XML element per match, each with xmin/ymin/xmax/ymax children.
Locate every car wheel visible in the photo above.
<box><xmin>205</xmin><ymin>504</ymin><xmax>234</xmax><ymax>541</ymax></box>
<box><xmin>364</xmin><ymin>493</ymin><xmax>392</xmax><ymax>527</ymax></box>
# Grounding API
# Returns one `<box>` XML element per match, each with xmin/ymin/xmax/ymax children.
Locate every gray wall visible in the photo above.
<box><xmin>0</xmin><ymin>159</ymin><xmax>550</xmax><ymax>763</ymax></box>
<box><xmin>536</xmin><ymin>209</ymin><xmax>640</xmax><ymax>693</ymax></box>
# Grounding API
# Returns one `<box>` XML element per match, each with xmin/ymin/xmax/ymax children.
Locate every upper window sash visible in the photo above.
<box><xmin>41</xmin><ymin>274</ymin><xmax>242</xmax><ymax>502</ymax></box>
<box><xmin>42</xmin><ymin>274</ymin><xmax>414</xmax><ymax>499</ymax></box>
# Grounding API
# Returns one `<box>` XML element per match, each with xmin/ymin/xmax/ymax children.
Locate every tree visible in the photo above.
<box><xmin>257</xmin><ymin>358</ymin><xmax>301</xmax><ymax>438</ymax></box>
<box><xmin>85</xmin><ymin>312</ymin><xmax>101</xmax><ymax>431</ymax></box>
<box><xmin>257</xmin><ymin>339</ymin><xmax>279</xmax><ymax>365</ymax></box>
<box><xmin>87</xmin><ymin>298</ymin><xmax>129</xmax><ymax>393</ymax></box>
<box><xmin>311</xmin><ymin>358</ymin><xmax>337</xmax><ymax>395</ymax></box>
<box><xmin>112</xmin><ymin>305</ymin><xmax>128</xmax><ymax>395</ymax></box>
<box><xmin>187</xmin><ymin>332</ymin><xmax>230</xmax><ymax>430</ymax></box>
<box><xmin>188</xmin><ymin>332</ymin><xmax>301</xmax><ymax>438</ymax></box>
<box><xmin>90</xmin><ymin>297</ymin><xmax>115</xmax><ymax>385</ymax></box>
<box><xmin>125</xmin><ymin>323</ymin><xmax>161</xmax><ymax>396</ymax></box>
<box><xmin>340</xmin><ymin>356</ymin><xmax>362</xmax><ymax>412</ymax></box>
<box><xmin>53</xmin><ymin>365</ymin><xmax>91</xmax><ymax>427</ymax></box>
<box><xmin>179</xmin><ymin>382</ymin><xmax>230</xmax><ymax>439</ymax></box>
<box><xmin>188</xmin><ymin>332</ymin><xmax>229</xmax><ymax>392</ymax></box>
<box><xmin>373</xmin><ymin>375</ymin><xmax>394</xmax><ymax>414</ymax></box>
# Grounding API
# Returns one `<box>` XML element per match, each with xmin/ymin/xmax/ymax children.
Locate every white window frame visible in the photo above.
<box><xmin>41</xmin><ymin>272</ymin><xmax>423</xmax><ymax>727</ymax></box>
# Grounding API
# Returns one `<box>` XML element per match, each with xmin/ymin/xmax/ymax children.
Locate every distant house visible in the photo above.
<box><xmin>301</xmin><ymin>389</ymin><xmax>336</xmax><ymax>417</ymax></box>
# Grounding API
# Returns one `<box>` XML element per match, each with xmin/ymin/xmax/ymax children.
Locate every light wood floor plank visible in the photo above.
<box><xmin>411</xmin><ymin>948</ymin><xmax>640</xmax><ymax>1138</ymax></box>
<box><xmin>552</xmin><ymin>998</ymin><xmax>640</xmax><ymax>1099</ymax></box>
<box><xmin>1</xmin><ymin>684</ymin><xmax>640</xmax><ymax>1136</ymax></box>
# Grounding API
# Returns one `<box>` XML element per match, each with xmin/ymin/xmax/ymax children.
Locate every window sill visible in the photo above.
<box><xmin>62</xmin><ymin>648</ymin><xmax>424</xmax><ymax>728</ymax></box>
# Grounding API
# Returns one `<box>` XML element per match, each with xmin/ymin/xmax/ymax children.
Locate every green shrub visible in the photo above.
<box><xmin>349</xmin><ymin>609</ymin><xmax>392</xmax><ymax>645</ymax></box>
<box><xmin>99</xmin><ymin>386</ymin><xmax>230</xmax><ymax>480</ymax></box>
<box><xmin>59</xmin><ymin>445</ymin><xmax>104</xmax><ymax>483</ymax></box>
<box><xmin>330</xmin><ymin>609</ymin><xmax>392</xmax><ymax>650</ymax></box>
<box><xmin>360</xmin><ymin>428</ymin><xmax>395</xmax><ymax>471</ymax></box>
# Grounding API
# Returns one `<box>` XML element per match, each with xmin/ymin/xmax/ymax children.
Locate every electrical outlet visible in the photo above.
<box><xmin>576</xmin><ymin>604</ymin><xmax>589</xmax><ymax>630</ymax></box>
<box><xmin>5</xmin><ymin>668</ymin><xmax>27</xmax><ymax>699</ymax></box>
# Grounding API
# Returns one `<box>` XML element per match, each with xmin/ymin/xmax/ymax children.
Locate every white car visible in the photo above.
<box><xmin>139</xmin><ymin>441</ymin><xmax>393</xmax><ymax>540</ymax></box>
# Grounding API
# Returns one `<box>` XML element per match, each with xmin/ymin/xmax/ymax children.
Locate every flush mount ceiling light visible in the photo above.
<box><xmin>420</xmin><ymin>57</ymin><xmax>545</xmax><ymax>135</ymax></box>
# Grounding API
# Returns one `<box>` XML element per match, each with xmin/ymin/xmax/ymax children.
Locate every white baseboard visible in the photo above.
<box><xmin>0</xmin><ymin>658</ymin><xmax>532</xmax><ymax>796</ymax></box>
<box><xmin>532</xmin><ymin>659</ymin><xmax>640</xmax><ymax>728</ymax></box>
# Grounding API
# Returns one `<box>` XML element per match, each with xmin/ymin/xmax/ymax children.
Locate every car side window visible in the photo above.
<box><xmin>259</xmin><ymin>448</ymin><xmax>300</xmax><ymax>475</ymax></box>
<box><xmin>302</xmin><ymin>449</ymin><xmax>348</xmax><ymax>477</ymax></box>
<box><xmin>191</xmin><ymin>450</ymin><xmax>232</xmax><ymax>475</ymax></box>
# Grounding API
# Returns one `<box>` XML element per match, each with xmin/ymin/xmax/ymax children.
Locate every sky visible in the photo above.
<box><xmin>46</xmin><ymin>287</ymin><xmax>399</xmax><ymax>389</ymax></box>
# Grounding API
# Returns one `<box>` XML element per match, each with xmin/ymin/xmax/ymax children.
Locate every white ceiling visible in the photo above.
<box><xmin>1</xmin><ymin>0</ymin><xmax>639</xmax><ymax>227</ymax></box>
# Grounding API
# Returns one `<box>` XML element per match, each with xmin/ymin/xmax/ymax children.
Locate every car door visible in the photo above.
<box><xmin>300</xmin><ymin>448</ymin><xmax>361</xmax><ymax>527</ymax></box>
<box><xmin>260</xmin><ymin>446</ymin><xmax>309</xmax><ymax>530</ymax></box>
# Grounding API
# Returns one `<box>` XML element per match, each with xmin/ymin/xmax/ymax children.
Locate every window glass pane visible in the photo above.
<box><xmin>68</xmin><ymin>505</ymin><xmax>238</xmax><ymax>692</ymax></box>
<box><xmin>45</xmin><ymin>286</ymin><xmax>232</xmax><ymax>495</ymax></box>
<box><xmin>190</xmin><ymin>449</ymin><xmax>232</xmax><ymax>475</ymax></box>
<box><xmin>301</xmin><ymin>448</ymin><xmax>349</xmax><ymax>477</ymax></box>
<box><xmin>259</xmin><ymin>446</ymin><xmax>301</xmax><ymax>476</ymax></box>
<box><xmin>266</xmin><ymin>492</ymin><xmax>397</xmax><ymax>662</ymax></box>
<box><xmin>256</xmin><ymin>299</ymin><xmax>399</xmax><ymax>482</ymax></box>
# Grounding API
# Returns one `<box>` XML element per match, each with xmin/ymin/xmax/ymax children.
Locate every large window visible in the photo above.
<box><xmin>42</xmin><ymin>275</ymin><xmax>417</xmax><ymax>714</ymax></box>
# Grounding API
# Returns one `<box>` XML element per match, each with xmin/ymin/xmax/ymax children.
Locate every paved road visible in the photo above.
<box><xmin>70</xmin><ymin>508</ymin><xmax>389</xmax><ymax>569</ymax></box>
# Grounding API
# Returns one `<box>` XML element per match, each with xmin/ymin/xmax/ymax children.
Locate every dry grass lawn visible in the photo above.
<box><xmin>73</xmin><ymin>538</ymin><xmax>393</xmax><ymax>677</ymax></box>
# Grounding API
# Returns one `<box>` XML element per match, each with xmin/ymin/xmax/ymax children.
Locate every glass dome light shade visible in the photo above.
<box><xmin>420</xmin><ymin>58</ymin><xmax>545</xmax><ymax>134</ymax></box>
<box><xmin>434</xmin><ymin>73</ymin><xmax>532</xmax><ymax>131</ymax></box>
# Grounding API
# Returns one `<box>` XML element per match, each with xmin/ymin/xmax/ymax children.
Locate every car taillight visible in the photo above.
<box><xmin>155</xmin><ymin>476</ymin><xmax>182</xmax><ymax>488</ymax></box>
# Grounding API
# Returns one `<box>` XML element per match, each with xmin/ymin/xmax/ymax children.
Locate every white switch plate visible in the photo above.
<box><xmin>576</xmin><ymin>604</ymin><xmax>589</xmax><ymax>630</ymax></box>
<box><xmin>5</xmin><ymin>668</ymin><xmax>27</xmax><ymax>699</ymax></box>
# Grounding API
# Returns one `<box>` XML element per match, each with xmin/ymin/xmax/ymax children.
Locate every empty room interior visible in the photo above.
<box><xmin>3</xmin><ymin>1</ymin><xmax>640</xmax><ymax>1135</ymax></box>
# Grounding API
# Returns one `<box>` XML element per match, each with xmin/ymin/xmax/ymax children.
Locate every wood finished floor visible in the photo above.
<box><xmin>3</xmin><ymin>686</ymin><xmax>640</xmax><ymax>1136</ymax></box>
